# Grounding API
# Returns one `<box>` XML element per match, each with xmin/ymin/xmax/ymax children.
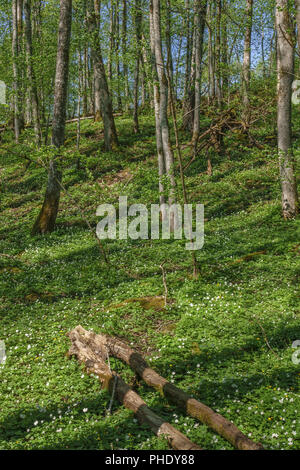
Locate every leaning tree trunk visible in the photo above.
<box><xmin>32</xmin><ymin>0</ymin><xmax>72</xmax><ymax>235</ymax></box>
<box><xmin>276</xmin><ymin>0</ymin><xmax>299</xmax><ymax>219</ymax></box>
<box><xmin>242</xmin><ymin>0</ymin><xmax>253</xmax><ymax>127</ymax></box>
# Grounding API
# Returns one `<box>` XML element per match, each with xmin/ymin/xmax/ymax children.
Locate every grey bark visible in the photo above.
<box><xmin>32</xmin><ymin>0</ymin><xmax>72</xmax><ymax>235</ymax></box>
<box><xmin>24</xmin><ymin>0</ymin><xmax>42</xmax><ymax>146</ymax></box>
<box><xmin>151</xmin><ymin>0</ymin><xmax>176</xmax><ymax>209</ymax></box>
<box><xmin>87</xmin><ymin>0</ymin><xmax>118</xmax><ymax>150</ymax></box>
<box><xmin>242</xmin><ymin>0</ymin><xmax>253</xmax><ymax>126</ymax></box>
<box><xmin>276</xmin><ymin>0</ymin><xmax>299</xmax><ymax>218</ymax></box>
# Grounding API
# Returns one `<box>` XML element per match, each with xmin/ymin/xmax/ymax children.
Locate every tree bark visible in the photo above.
<box><xmin>295</xmin><ymin>0</ymin><xmax>300</xmax><ymax>73</ymax></box>
<box><xmin>93</xmin><ymin>0</ymin><xmax>102</xmax><ymax>122</ymax></box>
<box><xmin>149</xmin><ymin>4</ymin><xmax>166</xmax><ymax>209</ymax></box>
<box><xmin>150</xmin><ymin>0</ymin><xmax>176</xmax><ymax>209</ymax></box>
<box><xmin>67</xmin><ymin>327</ymin><xmax>202</xmax><ymax>450</ymax></box>
<box><xmin>276</xmin><ymin>0</ymin><xmax>299</xmax><ymax>218</ymax></box>
<box><xmin>24</xmin><ymin>0</ymin><xmax>42</xmax><ymax>146</ymax></box>
<box><xmin>242</xmin><ymin>0</ymin><xmax>253</xmax><ymax>126</ymax></box>
<box><xmin>133</xmin><ymin>0</ymin><xmax>142</xmax><ymax>134</ymax></box>
<box><xmin>12</xmin><ymin>0</ymin><xmax>22</xmax><ymax>142</ymax></box>
<box><xmin>192</xmin><ymin>0</ymin><xmax>207</xmax><ymax>144</ymax></box>
<box><xmin>32</xmin><ymin>0</ymin><xmax>72</xmax><ymax>235</ymax></box>
<box><xmin>87</xmin><ymin>0</ymin><xmax>118</xmax><ymax>150</ymax></box>
<box><xmin>122</xmin><ymin>0</ymin><xmax>129</xmax><ymax>111</ymax></box>
<box><xmin>68</xmin><ymin>326</ymin><xmax>264</xmax><ymax>451</ymax></box>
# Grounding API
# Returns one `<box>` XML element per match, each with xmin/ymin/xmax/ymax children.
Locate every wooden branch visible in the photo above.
<box><xmin>69</xmin><ymin>326</ymin><xmax>264</xmax><ymax>450</ymax></box>
<box><xmin>67</xmin><ymin>327</ymin><xmax>202</xmax><ymax>451</ymax></box>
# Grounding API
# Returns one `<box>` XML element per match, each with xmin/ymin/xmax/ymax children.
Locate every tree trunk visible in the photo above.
<box><xmin>151</xmin><ymin>0</ymin><xmax>176</xmax><ymax>209</ymax></box>
<box><xmin>87</xmin><ymin>0</ymin><xmax>118</xmax><ymax>150</ymax></box>
<box><xmin>149</xmin><ymin>5</ymin><xmax>166</xmax><ymax>209</ymax></box>
<box><xmin>68</xmin><ymin>326</ymin><xmax>265</xmax><ymax>451</ymax></box>
<box><xmin>192</xmin><ymin>0</ymin><xmax>207</xmax><ymax>144</ymax></box>
<box><xmin>242</xmin><ymin>0</ymin><xmax>253</xmax><ymax>126</ymax></box>
<box><xmin>93</xmin><ymin>0</ymin><xmax>102</xmax><ymax>122</ymax></box>
<box><xmin>295</xmin><ymin>0</ymin><xmax>300</xmax><ymax>73</ymax></box>
<box><xmin>122</xmin><ymin>0</ymin><xmax>129</xmax><ymax>111</ymax></box>
<box><xmin>32</xmin><ymin>0</ymin><xmax>72</xmax><ymax>235</ymax></box>
<box><xmin>133</xmin><ymin>0</ymin><xmax>142</xmax><ymax>134</ymax></box>
<box><xmin>276</xmin><ymin>0</ymin><xmax>299</xmax><ymax>218</ymax></box>
<box><xmin>24</xmin><ymin>0</ymin><xmax>42</xmax><ymax>146</ymax></box>
<box><xmin>12</xmin><ymin>0</ymin><xmax>22</xmax><ymax>142</ymax></box>
<box><xmin>207</xmin><ymin>2</ymin><xmax>215</xmax><ymax>105</ymax></box>
<box><xmin>67</xmin><ymin>327</ymin><xmax>202</xmax><ymax>451</ymax></box>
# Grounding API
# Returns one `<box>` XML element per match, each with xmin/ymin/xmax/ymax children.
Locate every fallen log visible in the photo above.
<box><xmin>69</xmin><ymin>326</ymin><xmax>264</xmax><ymax>450</ymax></box>
<box><xmin>67</xmin><ymin>328</ymin><xmax>202</xmax><ymax>450</ymax></box>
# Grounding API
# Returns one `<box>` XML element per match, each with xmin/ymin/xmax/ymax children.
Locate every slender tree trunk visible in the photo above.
<box><xmin>242</xmin><ymin>0</ymin><xmax>253</xmax><ymax>126</ymax></box>
<box><xmin>24</xmin><ymin>0</ymin><xmax>42</xmax><ymax>146</ymax></box>
<box><xmin>32</xmin><ymin>0</ymin><xmax>72</xmax><ymax>235</ymax></box>
<box><xmin>182</xmin><ymin>0</ymin><xmax>196</xmax><ymax>131</ymax></box>
<box><xmin>183</xmin><ymin>0</ymin><xmax>191</xmax><ymax>100</ymax></box>
<box><xmin>93</xmin><ymin>0</ymin><xmax>102</xmax><ymax>121</ymax></box>
<box><xmin>192</xmin><ymin>0</ymin><xmax>207</xmax><ymax>144</ymax></box>
<box><xmin>12</xmin><ymin>0</ymin><xmax>22</xmax><ymax>142</ymax></box>
<box><xmin>133</xmin><ymin>0</ymin><xmax>142</xmax><ymax>134</ymax></box>
<box><xmin>166</xmin><ymin>0</ymin><xmax>174</xmax><ymax>105</ymax></box>
<box><xmin>151</xmin><ymin>0</ymin><xmax>176</xmax><ymax>209</ymax></box>
<box><xmin>87</xmin><ymin>0</ymin><xmax>118</xmax><ymax>150</ymax></box>
<box><xmin>207</xmin><ymin>2</ymin><xmax>215</xmax><ymax>105</ymax></box>
<box><xmin>221</xmin><ymin>0</ymin><xmax>229</xmax><ymax>95</ymax></box>
<box><xmin>295</xmin><ymin>0</ymin><xmax>300</xmax><ymax>74</ymax></box>
<box><xmin>215</xmin><ymin>0</ymin><xmax>222</xmax><ymax>108</ymax></box>
<box><xmin>276</xmin><ymin>0</ymin><xmax>299</xmax><ymax>218</ymax></box>
<box><xmin>149</xmin><ymin>0</ymin><xmax>166</xmax><ymax>209</ymax></box>
<box><xmin>122</xmin><ymin>0</ymin><xmax>129</xmax><ymax>111</ymax></box>
<box><xmin>116</xmin><ymin>2</ymin><xmax>122</xmax><ymax>112</ymax></box>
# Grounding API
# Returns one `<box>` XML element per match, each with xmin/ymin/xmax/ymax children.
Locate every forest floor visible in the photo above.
<box><xmin>0</xmin><ymin>111</ymin><xmax>299</xmax><ymax>450</ymax></box>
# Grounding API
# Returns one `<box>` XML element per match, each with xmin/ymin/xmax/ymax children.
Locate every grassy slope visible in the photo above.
<box><xmin>0</xmin><ymin>112</ymin><xmax>299</xmax><ymax>450</ymax></box>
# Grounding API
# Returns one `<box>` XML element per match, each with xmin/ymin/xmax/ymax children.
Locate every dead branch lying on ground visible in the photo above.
<box><xmin>67</xmin><ymin>327</ymin><xmax>201</xmax><ymax>451</ymax></box>
<box><xmin>68</xmin><ymin>325</ymin><xmax>264</xmax><ymax>450</ymax></box>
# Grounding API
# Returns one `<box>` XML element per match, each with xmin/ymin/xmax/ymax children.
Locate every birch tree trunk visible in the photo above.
<box><xmin>32</xmin><ymin>0</ymin><xmax>72</xmax><ymax>235</ymax></box>
<box><xmin>276</xmin><ymin>0</ymin><xmax>299</xmax><ymax>218</ymax></box>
